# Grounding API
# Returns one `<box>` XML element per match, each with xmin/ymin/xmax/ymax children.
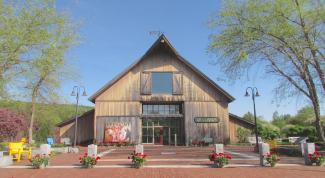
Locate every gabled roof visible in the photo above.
<box><xmin>56</xmin><ymin>109</ymin><xmax>94</xmax><ymax>127</ymax></box>
<box><xmin>89</xmin><ymin>34</ymin><xmax>235</xmax><ymax>103</ymax></box>
<box><xmin>229</xmin><ymin>113</ymin><xmax>255</xmax><ymax>127</ymax></box>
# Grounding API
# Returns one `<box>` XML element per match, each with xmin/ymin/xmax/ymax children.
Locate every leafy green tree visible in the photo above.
<box><xmin>243</xmin><ymin>112</ymin><xmax>254</xmax><ymax>122</ymax></box>
<box><xmin>1</xmin><ymin>0</ymin><xmax>79</xmax><ymax>143</ymax></box>
<box><xmin>289</xmin><ymin>106</ymin><xmax>315</xmax><ymax>125</ymax></box>
<box><xmin>236</xmin><ymin>127</ymin><xmax>251</xmax><ymax>143</ymax></box>
<box><xmin>209</xmin><ymin>0</ymin><xmax>325</xmax><ymax>141</ymax></box>
<box><xmin>271</xmin><ymin>111</ymin><xmax>291</xmax><ymax>130</ymax></box>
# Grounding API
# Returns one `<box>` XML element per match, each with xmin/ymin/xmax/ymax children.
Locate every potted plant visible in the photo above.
<box><xmin>308</xmin><ymin>151</ymin><xmax>325</xmax><ymax>166</ymax></box>
<box><xmin>264</xmin><ymin>152</ymin><xmax>280</xmax><ymax>167</ymax></box>
<box><xmin>208</xmin><ymin>152</ymin><xmax>232</xmax><ymax>168</ymax></box>
<box><xmin>79</xmin><ymin>153</ymin><xmax>100</xmax><ymax>168</ymax></box>
<box><xmin>30</xmin><ymin>154</ymin><xmax>50</xmax><ymax>169</ymax></box>
<box><xmin>128</xmin><ymin>151</ymin><xmax>147</xmax><ymax>169</ymax></box>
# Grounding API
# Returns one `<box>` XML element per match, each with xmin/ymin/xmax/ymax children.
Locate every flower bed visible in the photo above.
<box><xmin>308</xmin><ymin>151</ymin><xmax>325</xmax><ymax>166</ymax></box>
<box><xmin>208</xmin><ymin>152</ymin><xmax>232</xmax><ymax>168</ymax></box>
<box><xmin>128</xmin><ymin>151</ymin><xmax>147</xmax><ymax>168</ymax></box>
<box><xmin>30</xmin><ymin>154</ymin><xmax>50</xmax><ymax>169</ymax></box>
<box><xmin>264</xmin><ymin>152</ymin><xmax>280</xmax><ymax>167</ymax></box>
<box><xmin>79</xmin><ymin>153</ymin><xmax>100</xmax><ymax>168</ymax></box>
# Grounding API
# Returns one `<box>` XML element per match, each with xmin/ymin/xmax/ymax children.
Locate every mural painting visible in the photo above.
<box><xmin>104</xmin><ymin>122</ymin><xmax>131</xmax><ymax>143</ymax></box>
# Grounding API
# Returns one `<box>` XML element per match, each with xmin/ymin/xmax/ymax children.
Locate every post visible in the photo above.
<box><xmin>88</xmin><ymin>144</ymin><xmax>98</xmax><ymax>158</ymax></box>
<box><xmin>168</xmin><ymin>128</ymin><xmax>171</xmax><ymax>146</ymax></box>
<box><xmin>135</xmin><ymin>144</ymin><xmax>144</xmax><ymax>154</ymax></box>
<box><xmin>259</xmin><ymin>143</ymin><xmax>270</xmax><ymax>166</ymax></box>
<box><xmin>245</xmin><ymin>87</ymin><xmax>260</xmax><ymax>151</ymax></box>
<box><xmin>303</xmin><ymin>143</ymin><xmax>315</xmax><ymax>165</ymax></box>
<box><xmin>40</xmin><ymin>144</ymin><xmax>51</xmax><ymax>156</ymax></box>
<box><xmin>174</xmin><ymin>134</ymin><xmax>177</xmax><ymax>146</ymax></box>
<box><xmin>73</xmin><ymin>89</ymin><xmax>79</xmax><ymax>147</ymax></box>
<box><xmin>214</xmin><ymin>144</ymin><xmax>224</xmax><ymax>154</ymax></box>
<box><xmin>252</xmin><ymin>93</ymin><xmax>259</xmax><ymax>149</ymax></box>
<box><xmin>71</xmin><ymin>86</ymin><xmax>87</xmax><ymax>147</ymax></box>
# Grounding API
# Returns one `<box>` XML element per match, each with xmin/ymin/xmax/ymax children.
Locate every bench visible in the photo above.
<box><xmin>8</xmin><ymin>142</ymin><xmax>31</xmax><ymax>162</ymax></box>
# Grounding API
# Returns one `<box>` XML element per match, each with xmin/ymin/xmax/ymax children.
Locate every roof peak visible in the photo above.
<box><xmin>88</xmin><ymin>35</ymin><xmax>235</xmax><ymax>102</ymax></box>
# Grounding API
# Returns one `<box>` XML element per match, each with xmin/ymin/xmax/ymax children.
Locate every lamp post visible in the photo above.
<box><xmin>71</xmin><ymin>86</ymin><xmax>87</xmax><ymax>147</ymax></box>
<box><xmin>245</xmin><ymin>87</ymin><xmax>260</xmax><ymax>150</ymax></box>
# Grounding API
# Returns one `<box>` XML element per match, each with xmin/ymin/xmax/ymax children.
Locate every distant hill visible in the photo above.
<box><xmin>0</xmin><ymin>100</ymin><xmax>93</xmax><ymax>142</ymax></box>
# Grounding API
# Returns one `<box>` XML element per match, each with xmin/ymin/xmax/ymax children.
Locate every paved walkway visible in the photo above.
<box><xmin>1</xmin><ymin>145</ymin><xmax>322</xmax><ymax>178</ymax></box>
<box><xmin>2</xmin><ymin>167</ymin><xmax>325</xmax><ymax>178</ymax></box>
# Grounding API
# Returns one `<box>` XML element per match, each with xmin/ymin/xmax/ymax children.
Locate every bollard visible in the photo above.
<box><xmin>214</xmin><ymin>144</ymin><xmax>224</xmax><ymax>154</ymax></box>
<box><xmin>258</xmin><ymin>143</ymin><xmax>270</xmax><ymax>166</ymax></box>
<box><xmin>88</xmin><ymin>144</ymin><xmax>98</xmax><ymax>158</ymax></box>
<box><xmin>303</xmin><ymin>143</ymin><xmax>315</xmax><ymax>165</ymax></box>
<box><xmin>174</xmin><ymin>134</ymin><xmax>177</xmax><ymax>146</ymax></box>
<box><xmin>135</xmin><ymin>144</ymin><xmax>144</xmax><ymax>154</ymax></box>
<box><xmin>40</xmin><ymin>144</ymin><xmax>51</xmax><ymax>156</ymax></box>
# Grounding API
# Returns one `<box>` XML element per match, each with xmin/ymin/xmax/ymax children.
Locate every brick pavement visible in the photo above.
<box><xmin>1</xmin><ymin>145</ymin><xmax>322</xmax><ymax>178</ymax></box>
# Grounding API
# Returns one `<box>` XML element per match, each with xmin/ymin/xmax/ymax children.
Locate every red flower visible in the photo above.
<box><xmin>96</xmin><ymin>156</ymin><xmax>101</xmax><ymax>160</ymax></box>
<box><xmin>84</xmin><ymin>153</ymin><xmax>88</xmax><ymax>156</ymax></box>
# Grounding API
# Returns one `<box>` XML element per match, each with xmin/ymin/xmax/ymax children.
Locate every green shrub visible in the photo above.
<box><xmin>275</xmin><ymin>146</ymin><xmax>301</xmax><ymax>157</ymax></box>
<box><xmin>51</xmin><ymin>143</ymin><xmax>66</xmax><ymax>148</ymax></box>
<box><xmin>0</xmin><ymin>142</ymin><xmax>8</xmax><ymax>151</ymax></box>
<box><xmin>236</xmin><ymin>127</ymin><xmax>251</xmax><ymax>143</ymax></box>
<box><xmin>257</xmin><ymin>125</ymin><xmax>280</xmax><ymax>140</ymax></box>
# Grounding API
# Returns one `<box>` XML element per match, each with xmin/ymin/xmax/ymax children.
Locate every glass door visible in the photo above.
<box><xmin>142</xmin><ymin>120</ymin><xmax>153</xmax><ymax>144</ymax></box>
<box><xmin>154</xmin><ymin>126</ymin><xmax>164</xmax><ymax>145</ymax></box>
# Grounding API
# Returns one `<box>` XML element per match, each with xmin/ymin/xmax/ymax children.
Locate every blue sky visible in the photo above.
<box><xmin>56</xmin><ymin>0</ymin><xmax>320</xmax><ymax>120</ymax></box>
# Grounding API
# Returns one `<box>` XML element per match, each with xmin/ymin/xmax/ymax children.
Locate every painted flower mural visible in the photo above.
<box><xmin>104</xmin><ymin>122</ymin><xmax>131</xmax><ymax>143</ymax></box>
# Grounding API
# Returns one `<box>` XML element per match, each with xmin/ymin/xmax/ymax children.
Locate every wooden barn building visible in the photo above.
<box><xmin>56</xmin><ymin>35</ymin><xmax>254</xmax><ymax>145</ymax></box>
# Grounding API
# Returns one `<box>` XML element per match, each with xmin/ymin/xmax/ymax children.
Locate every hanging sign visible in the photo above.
<box><xmin>194</xmin><ymin>117</ymin><xmax>220</xmax><ymax>123</ymax></box>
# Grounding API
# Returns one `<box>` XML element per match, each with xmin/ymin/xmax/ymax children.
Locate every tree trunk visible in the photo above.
<box><xmin>28</xmin><ymin>92</ymin><xmax>37</xmax><ymax>144</ymax></box>
<box><xmin>311</xmin><ymin>99</ymin><xmax>325</xmax><ymax>142</ymax></box>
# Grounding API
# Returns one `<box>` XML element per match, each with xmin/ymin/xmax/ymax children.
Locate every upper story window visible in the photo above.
<box><xmin>151</xmin><ymin>72</ymin><xmax>172</xmax><ymax>94</ymax></box>
<box><xmin>140</xmin><ymin>71</ymin><xmax>183</xmax><ymax>95</ymax></box>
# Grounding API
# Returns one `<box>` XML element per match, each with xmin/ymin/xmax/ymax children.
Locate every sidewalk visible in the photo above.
<box><xmin>1</xmin><ymin>145</ymin><xmax>323</xmax><ymax>178</ymax></box>
<box><xmin>2</xmin><ymin>167</ymin><xmax>325</xmax><ymax>178</ymax></box>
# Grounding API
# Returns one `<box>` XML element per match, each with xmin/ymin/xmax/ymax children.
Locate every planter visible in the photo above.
<box><xmin>213</xmin><ymin>161</ymin><xmax>225</xmax><ymax>168</ymax></box>
<box><xmin>82</xmin><ymin>164</ymin><xmax>95</xmax><ymax>168</ymax></box>
<box><xmin>34</xmin><ymin>163</ymin><xmax>46</xmax><ymax>169</ymax></box>
<box><xmin>133</xmin><ymin>162</ymin><xmax>144</xmax><ymax>169</ymax></box>
<box><xmin>316</xmin><ymin>162</ymin><xmax>325</xmax><ymax>166</ymax></box>
<box><xmin>270</xmin><ymin>162</ymin><xmax>276</xmax><ymax>167</ymax></box>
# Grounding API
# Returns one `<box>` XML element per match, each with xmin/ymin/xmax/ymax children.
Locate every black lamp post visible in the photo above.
<box><xmin>245</xmin><ymin>87</ymin><xmax>260</xmax><ymax>150</ymax></box>
<box><xmin>71</xmin><ymin>86</ymin><xmax>87</xmax><ymax>147</ymax></box>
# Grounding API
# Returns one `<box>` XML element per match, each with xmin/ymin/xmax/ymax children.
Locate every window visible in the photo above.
<box><xmin>142</xmin><ymin>104</ymin><xmax>182</xmax><ymax>115</ymax></box>
<box><xmin>151</xmin><ymin>72</ymin><xmax>172</xmax><ymax>94</ymax></box>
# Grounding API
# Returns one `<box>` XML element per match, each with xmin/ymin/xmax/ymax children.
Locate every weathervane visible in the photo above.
<box><xmin>149</xmin><ymin>31</ymin><xmax>163</xmax><ymax>37</ymax></box>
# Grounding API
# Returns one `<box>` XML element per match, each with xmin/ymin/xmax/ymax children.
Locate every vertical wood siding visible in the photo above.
<box><xmin>94</xmin><ymin>44</ymin><xmax>231</xmax><ymax>144</ymax></box>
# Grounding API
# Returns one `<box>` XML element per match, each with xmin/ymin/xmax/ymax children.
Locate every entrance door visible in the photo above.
<box><xmin>142</xmin><ymin>118</ymin><xmax>183</xmax><ymax>145</ymax></box>
<box><xmin>154</xmin><ymin>126</ymin><xmax>164</xmax><ymax>145</ymax></box>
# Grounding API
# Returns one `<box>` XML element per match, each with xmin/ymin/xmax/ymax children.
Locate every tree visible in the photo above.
<box><xmin>4</xmin><ymin>0</ymin><xmax>79</xmax><ymax>143</ymax></box>
<box><xmin>271</xmin><ymin>111</ymin><xmax>291</xmax><ymax>130</ymax></box>
<box><xmin>209</xmin><ymin>0</ymin><xmax>325</xmax><ymax>141</ymax></box>
<box><xmin>243</xmin><ymin>112</ymin><xmax>254</xmax><ymax>122</ymax></box>
<box><xmin>0</xmin><ymin>108</ymin><xmax>27</xmax><ymax>142</ymax></box>
<box><xmin>289</xmin><ymin>106</ymin><xmax>315</xmax><ymax>125</ymax></box>
<box><xmin>0</xmin><ymin>100</ymin><xmax>92</xmax><ymax>142</ymax></box>
<box><xmin>236</xmin><ymin>127</ymin><xmax>251</xmax><ymax>143</ymax></box>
